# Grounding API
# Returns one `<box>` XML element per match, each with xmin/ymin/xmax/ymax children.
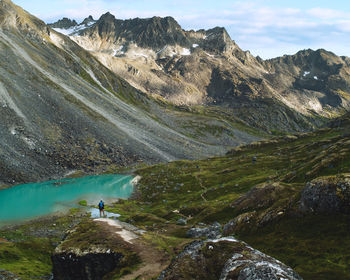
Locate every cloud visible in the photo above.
<box><xmin>307</xmin><ymin>8</ymin><xmax>349</xmax><ymax>20</ymax></box>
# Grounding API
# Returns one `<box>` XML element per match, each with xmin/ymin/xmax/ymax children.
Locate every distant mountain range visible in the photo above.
<box><xmin>49</xmin><ymin>12</ymin><xmax>350</xmax><ymax>133</ymax></box>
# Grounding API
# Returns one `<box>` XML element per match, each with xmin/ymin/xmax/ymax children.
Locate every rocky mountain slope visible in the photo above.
<box><xmin>0</xmin><ymin>0</ymin><xmax>263</xmax><ymax>185</ymax></box>
<box><xmin>50</xmin><ymin>13</ymin><xmax>350</xmax><ymax>133</ymax></box>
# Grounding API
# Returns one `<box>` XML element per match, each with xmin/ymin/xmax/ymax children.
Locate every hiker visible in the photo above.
<box><xmin>98</xmin><ymin>200</ymin><xmax>105</xmax><ymax>217</ymax></box>
<box><xmin>252</xmin><ymin>156</ymin><xmax>257</xmax><ymax>164</ymax></box>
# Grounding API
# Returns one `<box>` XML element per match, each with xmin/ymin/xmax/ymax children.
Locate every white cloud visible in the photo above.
<box><xmin>307</xmin><ymin>8</ymin><xmax>349</xmax><ymax>20</ymax></box>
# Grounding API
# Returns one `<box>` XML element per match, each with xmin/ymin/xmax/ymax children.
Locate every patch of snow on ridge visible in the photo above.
<box><xmin>303</xmin><ymin>71</ymin><xmax>310</xmax><ymax>77</ymax></box>
<box><xmin>211</xmin><ymin>237</ymin><xmax>239</xmax><ymax>243</ymax></box>
<box><xmin>314</xmin><ymin>76</ymin><xmax>318</xmax><ymax>80</ymax></box>
<box><xmin>53</xmin><ymin>23</ymin><xmax>92</xmax><ymax>36</ymax></box>
<box><xmin>181</xmin><ymin>48</ymin><xmax>191</xmax><ymax>56</ymax></box>
<box><xmin>113</xmin><ymin>45</ymin><xmax>124</xmax><ymax>56</ymax></box>
<box><xmin>192</xmin><ymin>44</ymin><xmax>199</xmax><ymax>48</ymax></box>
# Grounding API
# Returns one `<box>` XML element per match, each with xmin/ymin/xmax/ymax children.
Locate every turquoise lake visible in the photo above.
<box><xmin>0</xmin><ymin>174</ymin><xmax>134</xmax><ymax>225</ymax></box>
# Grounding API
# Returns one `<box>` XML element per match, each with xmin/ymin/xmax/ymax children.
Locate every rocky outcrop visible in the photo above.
<box><xmin>51</xmin><ymin>219</ymin><xmax>140</xmax><ymax>280</ymax></box>
<box><xmin>299</xmin><ymin>175</ymin><xmax>350</xmax><ymax>214</ymax></box>
<box><xmin>48</xmin><ymin>17</ymin><xmax>77</xmax><ymax>29</ymax></box>
<box><xmin>0</xmin><ymin>270</ymin><xmax>20</xmax><ymax>280</ymax></box>
<box><xmin>223</xmin><ymin>183</ymin><xmax>297</xmax><ymax>235</ymax></box>
<box><xmin>81</xmin><ymin>16</ymin><xmax>95</xmax><ymax>27</ymax></box>
<box><xmin>158</xmin><ymin>237</ymin><xmax>302</xmax><ymax>280</ymax></box>
<box><xmin>186</xmin><ymin>222</ymin><xmax>222</xmax><ymax>239</ymax></box>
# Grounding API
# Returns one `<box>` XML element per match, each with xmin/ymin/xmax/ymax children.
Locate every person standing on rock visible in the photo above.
<box><xmin>98</xmin><ymin>200</ymin><xmax>105</xmax><ymax>217</ymax></box>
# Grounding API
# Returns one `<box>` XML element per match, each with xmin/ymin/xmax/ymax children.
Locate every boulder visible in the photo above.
<box><xmin>176</xmin><ymin>218</ymin><xmax>187</xmax><ymax>225</ymax></box>
<box><xmin>300</xmin><ymin>175</ymin><xmax>350</xmax><ymax>214</ymax></box>
<box><xmin>158</xmin><ymin>237</ymin><xmax>302</xmax><ymax>280</ymax></box>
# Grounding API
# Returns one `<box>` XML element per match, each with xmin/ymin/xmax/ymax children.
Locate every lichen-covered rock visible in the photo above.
<box><xmin>300</xmin><ymin>175</ymin><xmax>350</xmax><ymax>214</ymax></box>
<box><xmin>158</xmin><ymin>237</ymin><xmax>302</xmax><ymax>280</ymax></box>
<box><xmin>0</xmin><ymin>270</ymin><xmax>21</xmax><ymax>280</ymax></box>
<box><xmin>51</xmin><ymin>219</ymin><xmax>140</xmax><ymax>280</ymax></box>
<box><xmin>186</xmin><ymin>222</ymin><xmax>222</xmax><ymax>239</ymax></box>
<box><xmin>176</xmin><ymin>218</ymin><xmax>187</xmax><ymax>225</ymax></box>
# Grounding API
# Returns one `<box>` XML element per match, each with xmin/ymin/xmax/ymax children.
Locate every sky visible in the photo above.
<box><xmin>12</xmin><ymin>0</ymin><xmax>350</xmax><ymax>59</ymax></box>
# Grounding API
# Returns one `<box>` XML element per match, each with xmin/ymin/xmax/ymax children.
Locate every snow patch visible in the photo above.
<box><xmin>53</xmin><ymin>23</ymin><xmax>94</xmax><ymax>36</ymax></box>
<box><xmin>303</xmin><ymin>71</ymin><xmax>310</xmax><ymax>77</ymax></box>
<box><xmin>192</xmin><ymin>44</ymin><xmax>199</xmax><ymax>48</ymax></box>
<box><xmin>112</xmin><ymin>45</ymin><xmax>124</xmax><ymax>56</ymax></box>
<box><xmin>211</xmin><ymin>237</ymin><xmax>239</xmax><ymax>243</ymax></box>
<box><xmin>180</xmin><ymin>48</ymin><xmax>191</xmax><ymax>56</ymax></box>
<box><xmin>314</xmin><ymin>76</ymin><xmax>318</xmax><ymax>80</ymax></box>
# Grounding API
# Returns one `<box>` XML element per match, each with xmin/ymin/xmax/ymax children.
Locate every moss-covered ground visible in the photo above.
<box><xmin>0</xmin><ymin>209</ymin><xmax>85</xmax><ymax>279</ymax></box>
<box><xmin>106</xmin><ymin>114</ymin><xmax>350</xmax><ymax>280</ymax></box>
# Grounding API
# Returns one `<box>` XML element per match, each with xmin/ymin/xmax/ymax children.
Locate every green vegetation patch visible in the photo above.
<box><xmin>0</xmin><ymin>238</ymin><xmax>53</xmax><ymax>279</ymax></box>
<box><xmin>0</xmin><ymin>209</ymin><xmax>86</xmax><ymax>279</ymax></box>
<box><xmin>241</xmin><ymin>214</ymin><xmax>350</xmax><ymax>280</ymax></box>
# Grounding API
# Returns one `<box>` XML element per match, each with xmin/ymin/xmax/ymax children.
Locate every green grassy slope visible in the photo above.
<box><xmin>108</xmin><ymin>113</ymin><xmax>350</xmax><ymax>279</ymax></box>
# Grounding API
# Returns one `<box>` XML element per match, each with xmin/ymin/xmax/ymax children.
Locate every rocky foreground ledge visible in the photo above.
<box><xmin>158</xmin><ymin>237</ymin><xmax>302</xmax><ymax>280</ymax></box>
<box><xmin>51</xmin><ymin>216</ymin><xmax>302</xmax><ymax>280</ymax></box>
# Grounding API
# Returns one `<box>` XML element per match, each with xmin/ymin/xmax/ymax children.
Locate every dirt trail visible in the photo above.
<box><xmin>94</xmin><ymin>218</ymin><xmax>169</xmax><ymax>279</ymax></box>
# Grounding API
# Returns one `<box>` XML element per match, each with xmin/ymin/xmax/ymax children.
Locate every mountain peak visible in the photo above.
<box><xmin>48</xmin><ymin>17</ymin><xmax>78</xmax><ymax>29</ymax></box>
<box><xmin>99</xmin><ymin>12</ymin><xmax>116</xmax><ymax>21</ymax></box>
<box><xmin>80</xmin><ymin>15</ymin><xmax>95</xmax><ymax>26</ymax></box>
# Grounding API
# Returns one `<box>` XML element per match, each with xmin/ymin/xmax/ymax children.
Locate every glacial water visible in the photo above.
<box><xmin>0</xmin><ymin>174</ymin><xmax>134</xmax><ymax>225</ymax></box>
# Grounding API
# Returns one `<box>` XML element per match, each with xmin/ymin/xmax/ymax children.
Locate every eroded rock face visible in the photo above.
<box><xmin>52</xmin><ymin>252</ymin><xmax>123</xmax><ymax>280</ymax></box>
<box><xmin>158</xmin><ymin>237</ymin><xmax>302</xmax><ymax>280</ymax></box>
<box><xmin>300</xmin><ymin>175</ymin><xmax>350</xmax><ymax>214</ymax></box>
<box><xmin>51</xmin><ymin>220</ymin><xmax>140</xmax><ymax>280</ymax></box>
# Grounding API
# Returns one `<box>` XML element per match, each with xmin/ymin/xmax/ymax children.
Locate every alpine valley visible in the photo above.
<box><xmin>0</xmin><ymin>0</ymin><xmax>349</xmax><ymax>279</ymax></box>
